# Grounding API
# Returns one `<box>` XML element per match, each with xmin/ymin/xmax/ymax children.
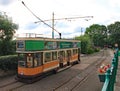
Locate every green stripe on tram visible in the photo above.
<box><xmin>25</xmin><ymin>40</ymin><xmax>44</xmax><ymax>51</ymax></box>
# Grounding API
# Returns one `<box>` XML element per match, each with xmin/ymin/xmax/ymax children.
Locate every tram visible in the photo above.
<box><xmin>16</xmin><ymin>33</ymin><xmax>81</xmax><ymax>83</ymax></box>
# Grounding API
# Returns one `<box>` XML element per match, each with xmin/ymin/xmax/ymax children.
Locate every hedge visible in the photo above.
<box><xmin>0</xmin><ymin>55</ymin><xmax>18</xmax><ymax>71</ymax></box>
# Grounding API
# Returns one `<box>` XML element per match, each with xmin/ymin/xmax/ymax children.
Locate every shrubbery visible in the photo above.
<box><xmin>87</xmin><ymin>48</ymin><xmax>94</xmax><ymax>54</ymax></box>
<box><xmin>87</xmin><ymin>47</ymin><xmax>100</xmax><ymax>54</ymax></box>
<box><xmin>0</xmin><ymin>55</ymin><xmax>18</xmax><ymax>71</ymax></box>
<box><xmin>75</xmin><ymin>35</ymin><xmax>100</xmax><ymax>54</ymax></box>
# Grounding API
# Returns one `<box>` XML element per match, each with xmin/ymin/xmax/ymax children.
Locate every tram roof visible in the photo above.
<box><xmin>16</xmin><ymin>33</ymin><xmax>80</xmax><ymax>42</ymax></box>
<box><xmin>16</xmin><ymin>37</ymin><xmax>80</xmax><ymax>42</ymax></box>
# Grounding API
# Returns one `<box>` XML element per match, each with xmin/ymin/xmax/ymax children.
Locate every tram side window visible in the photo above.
<box><xmin>45</xmin><ymin>52</ymin><xmax>52</xmax><ymax>62</ymax></box>
<box><xmin>18</xmin><ymin>53</ymin><xmax>26</xmax><ymax>67</ymax></box>
<box><xmin>38</xmin><ymin>53</ymin><xmax>43</xmax><ymax>66</ymax></box>
<box><xmin>27</xmin><ymin>54</ymin><xmax>33</xmax><ymax>68</ymax></box>
<box><xmin>34</xmin><ymin>53</ymin><xmax>38</xmax><ymax>67</ymax></box>
<box><xmin>62</xmin><ymin>51</ymin><xmax>65</xmax><ymax>59</ymax></box>
<box><xmin>34</xmin><ymin>53</ymin><xmax>43</xmax><ymax>67</ymax></box>
<box><xmin>58</xmin><ymin>51</ymin><xmax>65</xmax><ymax>60</ymax></box>
<box><xmin>73</xmin><ymin>49</ymin><xmax>78</xmax><ymax>55</ymax></box>
<box><xmin>52</xmin><ymin>52</ymin><xmax>57</xmax><ymax>60</ymax></box>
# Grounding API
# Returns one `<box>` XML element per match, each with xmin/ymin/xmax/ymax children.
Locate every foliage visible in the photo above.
<box><xmin>107</xmin><ymin>21</ymin><xmax>120</xmax><ymax>48</ymax></box>
<box><xmin>0</xmin><ymin>55</ymin><xmax>18</xmax><ymax>71</ymax></box>
<box><xmin>0</xmin><ymin>15</ymin><xmax>18</xmax><ymax>40</ymax></box>
<box><xmin>75</xmin><ymin>35</ymin><xmax>94</xmax><ymax>54</ymax></box>
<box><xmin>0</xmin><ymin>13</ymin><xmax>18</xmax><ymax>56</ymax></box>
<box><xmin>0</xmin><ymin>40</ymin><xmax>16</xmax><ymax>55</ymax></box>
<box><xmin>87</xmin><ymin>48</ymin><xmax>94</xmax><ymax>54</ymax></box>
<box><xmin>85</xmin><ymin>24</ymin><xmax>107</xmax><ymax>48</ymax></box>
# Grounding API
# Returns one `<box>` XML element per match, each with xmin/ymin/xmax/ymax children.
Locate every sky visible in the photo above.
<box><xmin>0</xmin><ymin>0</ymin><xmax>120</xmax><ymax>38</ymax></box>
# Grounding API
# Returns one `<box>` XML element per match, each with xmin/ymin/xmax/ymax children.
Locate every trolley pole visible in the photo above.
<box><xmin>52</xmin><ymin>12</ymin><xmax>54</xmax><ymax>39</ymax></box>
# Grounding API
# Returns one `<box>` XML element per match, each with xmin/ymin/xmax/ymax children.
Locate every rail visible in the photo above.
<box><xmin>101</xmin><ymin>48</ymin><xmax>119</xmax><ymax>91</ymax></box>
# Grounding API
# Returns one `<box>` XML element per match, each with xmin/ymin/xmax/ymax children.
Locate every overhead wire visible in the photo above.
<box><xmin>21</xmin><ymin>1</ymin><xmax>61</xmax><ymax>37</ymax></box>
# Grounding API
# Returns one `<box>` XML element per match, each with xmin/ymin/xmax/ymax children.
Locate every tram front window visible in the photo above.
<box><xmin>18</xmin><ymin>53</ymin><xmax>26</xmax><ymax>67</ymax></box>
<box><xmin>18</xmin><ymin>53</ymin><xmax>33</xmax><ymax>67</ymax></box>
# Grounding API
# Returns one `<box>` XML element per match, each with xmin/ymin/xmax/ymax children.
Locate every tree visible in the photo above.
<box><xmin>107</xmin><ymin>21</ymin><xmax>120</xmax><ymax>48</ymax></box>
<box><xmin>0</xmin><ymin>15</ymin><xmax>18</xmax><ymax>40</ymax></box>
<box><xmin>0</xmin><ymin>14</ymin><xmax>18</xmax><ymax>55</ymax></box>
<box><xmin>75</xmin><ymin>35</ymin><xmax>94</xmax><ymax>54</ymax></box>
<box><xmin>85</xmin><ymin>24</ymin><xmax>107</xmax><ymax>47</ymax></box>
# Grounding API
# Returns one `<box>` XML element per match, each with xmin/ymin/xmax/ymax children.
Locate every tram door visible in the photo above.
<box><xmin>58</xmin><ymin>51</ymin><xmax>64</xmax><ymax>68</ymax></box>
<box><xmin>67</xmin><ymin>50</ymin><xmax>71</xmax><ymax>66</ymax></box>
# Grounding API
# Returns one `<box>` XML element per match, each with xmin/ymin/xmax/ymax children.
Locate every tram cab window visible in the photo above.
<box><xmin>18</xmin><ymin>53</ymin><xmax>26</xmax><ymax>67</ymax></box>
<box><xmin>52</xmin><ymin>52</ymin><xmax>57</xmax><ymax>60</ymax></box>
<box><xmin>45</xmin><ymin>52</ymin><xmax>52</xmax><ymax>62</ymax></box>
<box><xmin>27</xmin><ymin>53</ymin><xmax>33</xmax><ymax>68</ymax></box>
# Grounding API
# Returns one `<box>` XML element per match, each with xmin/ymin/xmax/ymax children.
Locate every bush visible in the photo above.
<box><xmin>0</xmin><ymin>55</ymin><xmax>18</xmax><ymax>71</ymax></box>
<box><xmin>94</xmin><ymin>47</ymin><xmax>100</xmax><ymax>52</ymax></box>
<box><xmin>87</xmin><ymin>48</ymin><xmax>94</xmax><ymax>54</ymax></box>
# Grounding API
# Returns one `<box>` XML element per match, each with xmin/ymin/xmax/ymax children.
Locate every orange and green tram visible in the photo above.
<box><xmin>16</xmin><ymin>36</ymin><xmax>81</xmax><ymax>83</ymax></box>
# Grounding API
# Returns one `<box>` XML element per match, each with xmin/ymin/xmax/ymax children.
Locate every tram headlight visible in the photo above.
<box><xmin>20</xmin><ymin>72</ymin><xmax>24</xmax><ymax>75</ymax></box>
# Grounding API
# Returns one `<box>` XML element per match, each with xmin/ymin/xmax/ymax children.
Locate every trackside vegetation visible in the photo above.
<box><xmin>0</xmin><ymin>55</ymin><xmax>18</xmax><ymax>71</ymax></box>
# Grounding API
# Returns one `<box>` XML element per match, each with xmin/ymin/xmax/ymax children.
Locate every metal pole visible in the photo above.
<box><xmin>81</xmin><ymin>28</ymin><xmax>82</xmax><ymax>35</ymax></box>
<box><xmin>52</xmin><ymin>12</ymin><xmax>54</xmax><ymax>38</ymax></box>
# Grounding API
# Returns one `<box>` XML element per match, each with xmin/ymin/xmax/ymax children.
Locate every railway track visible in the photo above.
<box><xmin>0</xmin><ymin>80</ymin><xmax>26</xmax><ymax>91</ymax></box>
<box><xmin>0</xmin><ymin>80</ymin><xmax>18</xmax><ymax>88</ymax></box>
<box><xmin>52</xmin><ymin>50</ymin><xmax>110</xmax><ymax>91</ymax></box>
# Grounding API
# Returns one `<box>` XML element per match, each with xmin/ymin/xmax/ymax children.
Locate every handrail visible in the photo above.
<box><xmin>101</xmin><ymin>49</ymin><xmax>119</xmax><ymax>91</ymax></box>
<box><xmin>102</xmin><ymin>69</ymin><xmax>111</xmax><ymax>91</ymax></box>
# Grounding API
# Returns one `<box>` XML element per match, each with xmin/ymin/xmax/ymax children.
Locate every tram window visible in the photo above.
<box><xmin>34</xmin><ymin>53</ymin><xmax>38</xmax><ymax>67</ymax></box>
<box><xmin>27</xmin><ymin>54</ymin><xmax>33</xmax><ymax>67</ymax></box>
<box><xmin>63</xmin><ymin>51</ymin><xmax>65</xmax><ymax>58</ymax></box>
<box><xmin>18</xmin><ymin>53</ymin><xmax>26</xmax><ymax>67</ymax></box>
<box><xmin>45</xmin><ymin>52</ymin><xmax>51</xmax><ymax>62</ymax></box>
<box><xmin>34</xmin><ymin>53</ymin><xmax>42</xmax><ymax>66</ymax></box>
<box><xmin>58</xmin><ymin>51</ymin><xmax>65</xmax><ymax>60</ymax></box>
<box><xmin>38</xmin><ymin>53</ymin><xmax>43</xmax><ymax>66</ymax></box>
<box><xmin>52</xmin><ymin>52</ymin><xmax>57</xmax><ymax>60</ymax></box>
<box><xmin>73</xmin><ymin>49</ymin><xmax>78</xmax><ymax>55</ymax></box>
<box><xmin>67</xmin><ymin>50</ymin><xmax>71</xmax><ymax>56</ymax></box>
